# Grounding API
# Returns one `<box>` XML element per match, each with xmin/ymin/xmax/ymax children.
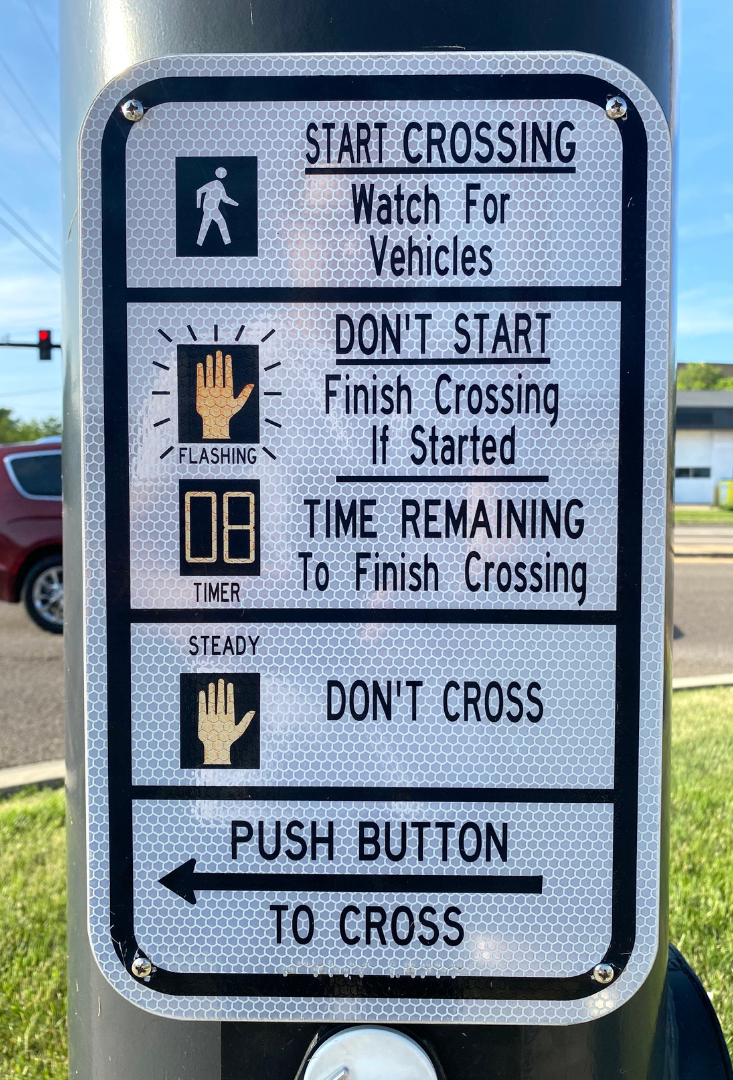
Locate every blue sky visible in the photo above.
<box><xmin>0</xmin><ymin>1</ymin><xmax>730</xmax><ymax>420</ymax></box>
<box><xmin>0</xmin><ymin>0</ymin><xmax>61</xmax><ymax>420</ymax></box>
<box><xmin>675</xmin><ymin>0</ymin><xmax>733</xmax><ymax>364</ymax></box>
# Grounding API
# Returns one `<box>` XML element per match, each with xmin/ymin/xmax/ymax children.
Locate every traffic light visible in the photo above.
<box><xmin>38</xmin><ymin>330</ymin><xmax>52</xmax><ymax>360</ymax></box>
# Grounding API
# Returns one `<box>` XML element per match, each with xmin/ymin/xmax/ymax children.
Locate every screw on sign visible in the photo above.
<box><xmin>78</xmin><ymin>51</ymin><xmax>677</xmax><ymax>1045</ymax></box>
<box><xmin>121</xmin><ymin>98</ymin><xmax>144</xmax><ymax>122</ymax></box>
<box><xmin>130</xmin><ymin>955</ymin><xmax>153</xmax><ymax>979</ymax></box>
<box><xmin>605</xmin><ymin>95</ymin><xmax>628</xmax><ymax>120</ymax></box>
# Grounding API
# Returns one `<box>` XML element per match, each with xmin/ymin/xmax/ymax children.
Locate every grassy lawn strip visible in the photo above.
<box><xmin>671</xmin><ymin>687</ymin><xmax>733</xmax><ymax>1046</ymax></box>
<box><xmin>2</xmin><ymin>689</ymin><xmax>733</xmax><ymax>1073</ymax></box>
<box><xmin>0</xmin><ymin>786</ymin><xmax>66</xmax><ymax>1080</ymax></box>
<box><xmin>674</xmin><ymin>506</ymin><xmax>733</xmax><ymax>524</ymax></box>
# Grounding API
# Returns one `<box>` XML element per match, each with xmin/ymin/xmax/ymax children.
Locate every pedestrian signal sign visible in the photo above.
<box><xmin>80</xmin><ymin>52</ymin><xmax>671</xmax><ymax>1028</ymax></box>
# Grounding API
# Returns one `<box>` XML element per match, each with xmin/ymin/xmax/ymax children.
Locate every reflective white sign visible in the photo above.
<box><xmin>80</xmin><ymin>51</ymin><xmax>671</xmax><ymax>1024</ymax></box>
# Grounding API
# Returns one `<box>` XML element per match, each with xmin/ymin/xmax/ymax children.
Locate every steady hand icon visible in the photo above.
<box><xmin>196</xmin><ymin>349</ymin><xmax>254</xmax><ymax>439</ymax></box>
<box><xmin>198</xmin><ymin>679</ymin><xmax>255</xmax><ymax>765</ymax></box>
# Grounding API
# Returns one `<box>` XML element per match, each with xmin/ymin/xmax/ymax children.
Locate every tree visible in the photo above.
<box><xmin>0</xmin><ymin>409</ymin><xmax>61</xmax><ymax>444</ymax></box>
<box><xmin>677</xmin><ymin>363</ymin><xmax>733</xmax><ymax>390</ymax></box>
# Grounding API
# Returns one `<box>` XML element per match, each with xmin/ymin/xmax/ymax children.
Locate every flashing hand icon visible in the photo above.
<box><xmin>196</xmin><ymin>349</ymin><xmax>254</xmax><ymax>439</ymax></box>
<box><xmin>197</xmin><ymin>678</ymin><xmax>255</xmax><ymax>765</ymax></box>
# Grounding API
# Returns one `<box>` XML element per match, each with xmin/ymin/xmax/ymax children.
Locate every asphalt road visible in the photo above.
<box><xmin>0</xmin><ymin>554</ymin><xmax>730</xmax><ymax>768</ymax></box>
<box><xmin>0</xmin><ymin>601</ymin><xmax>64</xmax><ymax>769</ymax></box>
<box><xmin>673</xmin><ymin>559</ymin><xmax>733</xmax><ymax>677</ymax></box>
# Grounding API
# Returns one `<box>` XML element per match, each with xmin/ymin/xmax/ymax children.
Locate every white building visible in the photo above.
<box><xmin>675</xmin><ymin>390</ymin><xmax>733</xmax><ymax>504</ymax></box>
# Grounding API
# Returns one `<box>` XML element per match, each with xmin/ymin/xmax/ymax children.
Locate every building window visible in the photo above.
<box><xmin>677</xmin><ymin>410</ymin><xmax>715</xmax><ymax>427</ymax></box>
<box><xmin>675</xmin><ymin>467</ymin><xmax>711</xmax><ymax>479</ymax></box>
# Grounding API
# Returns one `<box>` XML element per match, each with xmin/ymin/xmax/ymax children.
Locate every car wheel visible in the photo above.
<box><xmin>22</xmin><ymin>555</ymin><xmax>63</xmax><ymax>633</ymax></box>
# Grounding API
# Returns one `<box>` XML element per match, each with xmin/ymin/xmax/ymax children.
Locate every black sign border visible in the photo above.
<box><xmin>98</xmin><ymin>71</ymin><xmax>648</xmax><ymax>1002</ymax></box>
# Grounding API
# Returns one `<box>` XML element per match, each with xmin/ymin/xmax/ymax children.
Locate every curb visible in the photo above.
<box><xmin>0</xmin><ymin>758</ymin><xmax>65</xmax><ymax>797</ymax></box>
<box><xmin>673</xmin><ymin>674</ymin><xmax>733</xmax><ymax>691</ymax></box>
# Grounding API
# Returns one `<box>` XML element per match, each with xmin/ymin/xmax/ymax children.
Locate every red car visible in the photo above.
<box><xmin>0</xmin><ymin>438</ymin><xmax>62</xmax><ymax>632</ymax></box>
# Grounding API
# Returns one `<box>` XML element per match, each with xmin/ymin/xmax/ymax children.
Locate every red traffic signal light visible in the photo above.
<box><xmin>38</xmin><ymin>330</ymin><xmax>52</xmax><ymax>360</ymax></box>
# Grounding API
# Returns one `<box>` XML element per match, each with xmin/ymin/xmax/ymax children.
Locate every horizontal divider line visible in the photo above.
<box><xmin>335</xmin><ymin>357</ymin><xmax>553</xmax><ymax>366</ymax></box>
<box><xmin>304</xmin><ymin>167</ymin><xmax>576</xmax><ymax>176</ymax></box>
<box><xmin>132</xmin><ymin>786</ymin><xmax>615</xmax><ymax>803</ymax></box>
<box><xmin>127</xmin><ymin>609</ymin><xmax>619</xmax><ymax>625</ymax></box>
<box><xmin>125</xmin><ymin>286</ymin><xmax>624</xmax><ymax>303</ymax></box>
<box><xmin>335</xmin><ymin>474</ymin><xmax>549</xmax><ymax>483</ymax></box>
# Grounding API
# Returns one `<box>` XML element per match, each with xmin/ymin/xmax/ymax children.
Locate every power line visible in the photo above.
<box><xmin>24</xmin><ymin>0</ymin><xmax>59</xmax><ymax>60</ymax></box>
<box><xmin>0</xmin><ymin>387</ymin><xmax>62</xmax><ymax>397</ymax></box>
<box><xmin>0</xmin><ymin>73</ymin><xmax>59</xmax><ymax>166</ymax></box>
<box><xmin>0</xmin><ymin>215</ymin><xmax>60</xmax><ymax>274</ymax></box>
<box><xmin>0</xmin><ymin>195</ymin><xmax>59</xmax><ymax>260</ymax></box>
<box><xmin>0</xmin><ymin>54</ymin><xmax>59</xmax><ymax>149</ymax></box>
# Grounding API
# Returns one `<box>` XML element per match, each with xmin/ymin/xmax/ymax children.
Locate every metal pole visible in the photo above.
<box><xmin>61</xmin><ymin>1</ymin><xmax>675</xmax><ymax>1078</ymax></box>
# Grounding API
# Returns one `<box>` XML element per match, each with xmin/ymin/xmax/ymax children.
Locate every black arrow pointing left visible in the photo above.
<box><xmin>159</xmin><ymin>858</ymin><xmax>543</xmax><ymax>906</ymax></box>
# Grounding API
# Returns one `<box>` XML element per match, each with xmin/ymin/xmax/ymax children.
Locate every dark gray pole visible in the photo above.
<box><xmin>62</xmin><ymin>2</ymin><xmax>674</xmax><ymax>1077</ymax></box>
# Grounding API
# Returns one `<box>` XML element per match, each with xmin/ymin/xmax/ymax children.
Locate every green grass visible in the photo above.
<box><xmin>3</xmin><ymin>692</ymin><xmax>733</xmax><ymax>1071</ymax></box>
<box><xmin>674</xmin><ymin>505</ymin><xmax>733</xmax><ymax>524</ymax></box>
<box><xmin>671</xmin><ymin>687</ymin><xmax>733</xmax><ymax>1045</ymax></box>
<box><xmin>0</xmin><ymin>786</ymin><xmax>66</xmax><ymax>1079</ymax></box>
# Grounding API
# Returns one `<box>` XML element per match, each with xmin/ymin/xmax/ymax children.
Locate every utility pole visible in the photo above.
<box><xmin>60</xmin><ymin>2</ymin><xmax>725</xmax><ymax>1079</ymax></box>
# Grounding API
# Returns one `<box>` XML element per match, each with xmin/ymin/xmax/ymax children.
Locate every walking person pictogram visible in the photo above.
<box><xmin>196</xmin><ymin>167</ymin><xmax>238</xmax><ymax>247</ymax></box>
<box><xmin>176</xmin><ymin>156</ymin><xmax>257</xmax><ymax>256</ymax></box>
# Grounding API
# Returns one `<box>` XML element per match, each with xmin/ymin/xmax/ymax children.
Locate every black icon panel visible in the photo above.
<box><xmin>177</xmin><ymin>343</ymin><xmax>259</xmax><ymax>444</ymax></box>
<box><xmin>180</xmin><ymin>672</ymin><xmax>260</xmax><ymax>769</ymax></box>
<box><xmin>175</xmin><ymin>156</ymin><xmax>257</xmax><ymax>257</ymax></box>
<box><xmin>179</xmin><ymin>479</ymin><xmax>261</xmax><ymax>577</ymax></box>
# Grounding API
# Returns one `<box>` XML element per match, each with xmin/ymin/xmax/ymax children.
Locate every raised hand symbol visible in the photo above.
<box><xmin>196</xmin><ymin>350</ymin><xmax>254</xmax><ymax>439</ymax></box>
<box><xmin>197</xmin><ymin>678</ymin><xmax>255</xmax><ymax>765</ymax></box>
